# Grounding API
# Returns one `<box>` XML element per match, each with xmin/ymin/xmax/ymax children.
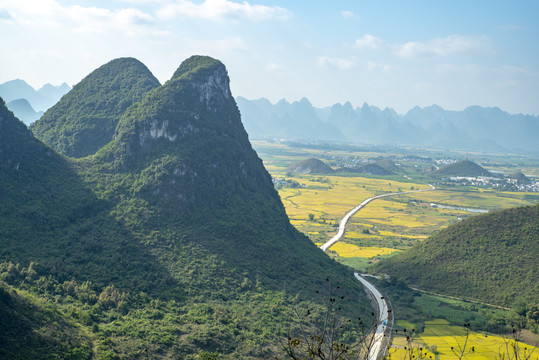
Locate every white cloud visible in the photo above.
<box><xmin>115</xmin><ymin>0</ymin><xmax>167</xmax><ymax>3</ymax></box>
<box><xmin>1</xmin><ymin>0</ymin><xmax>159</xmax><ymax>35</ymax></box>
<box><xmin>316</xmin><ymin>56</ymin><xmax>354</xmax><ymax>70</ymax></box>
<box><xmin>394</xmin><ymin>35</ymin><xmax>491</xmax><ymax>58</ymax></box>
<box><xmin>341</xmin><ymin>10</ymin><xmax>360</xmax><ymax>20</ymax></box>
<box><xmin>354</xmin><ymin>34</ymin><xmax>384</xmax><ymax>49</ymax></box>
<box><xmin>157</xmin><ymin>0</ymin><xmax>292</xmax><ymax>21</ymax></box>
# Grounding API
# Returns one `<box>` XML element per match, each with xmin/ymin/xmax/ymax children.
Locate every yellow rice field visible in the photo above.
<box><xmin>377</xmin><ymin>230</ymin><xmax>427</xmax><ymax>239</ymax></box>
<box><xmin>277</xmin><ymin>176</ymin><xmax>439</xmax><ymax>238</ymax></box>
<box><xmin>344</xmin><ymin>231</ymin><xmax>382</xmax><ymax>240</ymax></box>
<box><xmin>330</xmin><ymin>242</ymin><xmax>400</xmax><ymax>258</ymax></box>
<box><xmin>390</xmin><ymin>320</ymin><xmax>539</xmax><ymax>360</ymax></box>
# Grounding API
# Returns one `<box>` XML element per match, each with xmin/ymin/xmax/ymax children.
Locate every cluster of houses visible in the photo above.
<box><xmin>444</xmin><ymin>176</ymin><xmax>538</xmax><ymax>192</ymax></box>
<box><xmin>272</xmin><ymin>177</ymin><xmax>305</xmax><ymax>189</ymax></box>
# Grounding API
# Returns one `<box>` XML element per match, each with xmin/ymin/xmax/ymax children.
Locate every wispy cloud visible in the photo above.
<box><xmin>0</xmin><ymin>8</ymin><xmax>13</xmax><ymax>20</ymax></box>
<box><xmin>1</xmin><ymin>0</ymin><xmax>163</xmax><ymax>35</ymax></box>
<box><xmin>341</xmin><ymin>10</ymin><xmax>360</xmax><ymax>20</ymax></box>
<box><xmin>354</xmin><ymin>34</ymin><xmax>384</xmax><ymax>49</ymax></box>
<box><xmin>316</xmin><ymin>56</ymin><xmax>354</xmax><ymax>70</ymax></box>
<box><xmin>394</xmin><ymin>35</ymin><xmax>491</xmax><ymax>58</ymax></box>
<box><xmin>156</xmin><ymin>0</ymin><xmax>292</xmax><ymax>22</ymax></box>
<box><xmin>366</xmin><ymin>61</ymin><xmax>390</xmax><ymax>72</ymax></box>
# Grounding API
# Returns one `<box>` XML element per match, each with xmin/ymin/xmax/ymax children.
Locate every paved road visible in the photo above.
<box><xmin>320</xmin><ymin>186</ymin><xmax>435</xmax><ymax>252</ymax></box>
<box><xmin>354</xmin><ymin>273</ymin><xmax>389</xmax><ymax>360</ymax></box>
<box><xmin>319</xmin><ymin>185</ymin><xmax>435</xmax><ymax>359</ymax></box>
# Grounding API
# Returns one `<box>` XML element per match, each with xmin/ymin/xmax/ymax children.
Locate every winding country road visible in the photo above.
<box><xmin>319</xmin><ymin>185</ymin><xmax>435</xmax><ymax>359</ymax></box>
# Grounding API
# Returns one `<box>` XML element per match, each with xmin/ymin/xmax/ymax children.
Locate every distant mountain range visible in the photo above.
<box><xmin>0</xmin><ymin>79</ymin><xmax>70</xmax><ymax>112</ymax></box>
<box><xmin>2</xmin><ymin>80</ymin><xmax>538</xmax><ymax>154</ymax></box>
<box><xmin>237</xmin><ymin>97</ymin><xmax>539</xmax><ymax>154</ymax></box>
<box><xmin>5</xmin><ymin>98</ymin><xmax>43</xmax><ymax>125</ymax></box>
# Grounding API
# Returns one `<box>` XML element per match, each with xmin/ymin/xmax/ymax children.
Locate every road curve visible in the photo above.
<box><xmin>320</xmin><ymin>186</ymin><xmax>435</xmax><ymax>252</ymax></box>
<box><xmin>319</xmin><ymin>185</ymin><xmax>435</xmax><ymax>359</ymax></box>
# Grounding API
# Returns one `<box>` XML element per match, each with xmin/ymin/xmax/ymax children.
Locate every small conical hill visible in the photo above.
<box><xmin>508</xmin><ymin>172</ymin><xmax>531</xmax><ymax>185</ymax></box>
<box><xmin>375</xmin><ymin>158</ymin><xmax>400</xmax><ymax>173</ymax></box>
<box><xmin>288</xmin><ymin>158</ymin><xmax>334</xmax><ymax>174</ymax></box>
<box><xmin>433</xmin><ymin>159</ymin><xmax>494</xmax><ymax>177</ymax></box>
<box><xmin>30</xmin><ymin>58</ymin><xmax>160</xmax><ymax>158</ymax></box>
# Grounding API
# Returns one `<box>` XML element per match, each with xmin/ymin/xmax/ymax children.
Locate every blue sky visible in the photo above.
<box><xmin>1</xmin><ymin>0</ymin><xmax>538</xmax><ymax>115</ymax></box>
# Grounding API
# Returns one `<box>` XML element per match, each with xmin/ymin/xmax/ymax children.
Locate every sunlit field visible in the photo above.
<box><xmin>254</xmin><ymin>140</ymin><xmax>539</xmax><ymax>261</ymax></box>
<box><xmin>390</xmin><ymin>320</ymin><xmax>539</xmax><ymax>360</ymax></box>
<box><xmin>329</xmin><ymin>242</ymin><xmax>400</xmax><ymax>258</ymax></box>
<box><xmin>252</xmin><ymin>140</ymin><xmax>539</xmax><ymax>358</ymax></box>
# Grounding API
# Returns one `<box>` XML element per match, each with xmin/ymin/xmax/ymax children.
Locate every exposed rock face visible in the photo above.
<box><xmin>193</xmin><ymin>70</ymin><xmax>231</xmax><ymax>107</ymax></box>
<box><xmin>99</xmin><ymin>56</ymin><xmax>276</xmax><ymax>216</ymax></box>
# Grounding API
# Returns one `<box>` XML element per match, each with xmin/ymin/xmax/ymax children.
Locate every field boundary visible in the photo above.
<box><xmin>409</xmin><ymin>286</ymin><xmax>512</xmax><ymax>311</ymax></box>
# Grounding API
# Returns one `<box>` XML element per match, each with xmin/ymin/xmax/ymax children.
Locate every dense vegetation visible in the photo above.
<box><xmin>30</xmin><ymin>58</ymin><xmax>160</xmax><ymax>158</ymax></box>
<box><xmin>374</xmin><ymin>204</ymin><xmax>539</xmax><ymax>327</ymax></box>
<box><xmin>0</xmin><ymin>56</ymin><xmax>370</xmax><ymax>359</ymax></box>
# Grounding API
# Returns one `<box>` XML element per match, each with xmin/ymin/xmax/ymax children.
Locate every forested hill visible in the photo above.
<box><xmin>30</xmin><ymin>58</ymin><xmax>161</xmax><ymax>158</ymax></box>
<box><xmin>433</xmin><ymin>159</ymin><xmax>495</xmax><ymax>177</ymax></box>
<box><xmin>374</xmin><ymin>204</ymin><xmax>539</xmax><ymax>308</ymax></box>
<box><xmin>0</xmin><ymin>56</ymin><xmax>368</xmax><ymax>359</ymax></box>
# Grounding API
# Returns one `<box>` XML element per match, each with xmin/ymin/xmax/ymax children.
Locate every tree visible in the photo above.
<box><xmin>277</xmin><ymin>281</ymin><xmax>381</xmax><ymax>360</ymax></box>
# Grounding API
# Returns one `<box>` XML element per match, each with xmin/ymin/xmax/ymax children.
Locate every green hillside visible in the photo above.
<box><xmin>374</xmin><ymin>204</ymin><xmax>539</xmax><ymax>309</ymax></box>
<box><xmin>433</xmin><ymin>159</ymin><xmax>495</xmax><ymax>177</ymax></box>
<box><xmin>288</xmin><ymin>157</ymin><xmax>334</xmax><ymax>174</ymax></box>
<box><xmin>0</xmin><ymin>57</ymin><xmax>369</xmax><ymax>359</ymax></box>
<box><xmin>0</xmin><ymin>97</ymin><xmax>177</xmax><ymax>296</ymax></box>
<box><xmin>0</xmin><ymin>282</ymin><xmax>92</xmax><ymax>360</ymax></box>
<box><xmin>375</xmin><ymin>158</ymin><xmax>400</xmax><ymax>173</ymax></box>
<box><xmin>508</xmin><ymin>172</ymin><xmax>531</xmax><ymax>185</ymax></box>
<box><xmin>30</xmin><ymin>58</ymin><xmax>160</xmax><ymax>158</ymax></box>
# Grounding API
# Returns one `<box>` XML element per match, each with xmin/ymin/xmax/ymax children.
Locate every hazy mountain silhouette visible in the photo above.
<box><xmin>6</xmin><ymin>98</ymin><xmax>43</xmax><ymax>125</ymax></box>
<box><xmin>236</xmin><ymin>96</ymin><xmax>345</xmax><ymax>140</ymax></box>
<box><xmin>0</xmin><ymin>79</ymin><xmax>70</xmax><ymax>112</ymax></box>
<box><xmin>237</xmin><ymin>98</ymin><xmax>539</xmax><ymax>154</ymax></box>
